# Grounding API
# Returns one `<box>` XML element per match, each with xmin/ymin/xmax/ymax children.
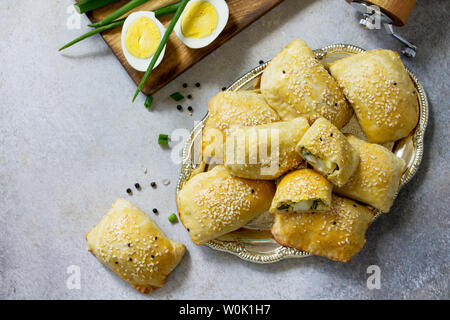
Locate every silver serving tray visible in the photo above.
<box><xmin>176</xmin><ymin>44</ymin><xmax>429</xmax><ymax>264</ymax></box>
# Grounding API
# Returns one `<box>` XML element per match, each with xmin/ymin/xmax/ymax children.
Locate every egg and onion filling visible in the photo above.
<box><xmin>181</xmin><ymin>1</ymin><xmax>218</xmax><ymax>38</ymax></box>
<box><xmin>277</xmin><ymin>199</ymin><xmax>327</xmax><ymax>212</ymax></box>
<box><xmin>300</xmin><ymin>148</ymin><xmax>339</xmax><ymax>177</ymax></box>
<box><xmin>125</xmin><ymin>17</ymin><xmax>161</xmax><ymax>59</ymax></box>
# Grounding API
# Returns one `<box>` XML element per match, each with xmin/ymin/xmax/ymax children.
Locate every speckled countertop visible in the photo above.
<box><xmin>0</xmin><ymin>0</ymin><xmax>448</xmax><ymax>300</ymax></box>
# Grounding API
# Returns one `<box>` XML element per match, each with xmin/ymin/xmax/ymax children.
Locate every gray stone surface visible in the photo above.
<box><xmin>0</xmin><ymin>0</ymin><xmax>448</xmax><ymax>300</ymax></box>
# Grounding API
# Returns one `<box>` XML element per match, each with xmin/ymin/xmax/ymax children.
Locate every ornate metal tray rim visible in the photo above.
<box><xmin>176</xmin><ymin>43</ymin><xmax>429</xmax><ymax>264</ymax></box>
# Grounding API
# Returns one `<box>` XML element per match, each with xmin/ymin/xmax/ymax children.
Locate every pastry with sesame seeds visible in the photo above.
<box><xmin>271</xmin><ymin>195</ymin><xmax>373</xmax><ymax>263</ymax></box>
<box><xmin>329</xmin><ymin>49</ymin><xmax>419</xmax><ymax>143</ymax></box>
<box><xmin>86</xmin><ymin>199</ymin><xmax>186</xmax><ymax>294</ymax></box>
<box><xmin>296</xmin><ymin>117</ymin><xmax>359</xmax><ymax>187</ymax></box>
<box><xmin>177</xmin><ymin>166</ymin><xmax>276</xmax><ymax>245</ymax></box>
<box><xmin>261</xmin><ymin>39</ymin><xmax>353</xmax><ymax>128</ymax></box>
<box><xmin>334</xmin><ymin>135</ymin><xmax>405</xmax><ymax>213</ymax></box>
<box><xmin>224</xmin><ymin>117</ymin><xmax>310</xmax><ymax>180</ymax></box>
<box><xmin>202</xmin><ymin>91</ymin><xmax>280</xmax><ymax>163</ymax></box>
<box><xmin>270</xmin><ymin>169</ymin><xmax>333</xmax><ymax>214</ymax></box>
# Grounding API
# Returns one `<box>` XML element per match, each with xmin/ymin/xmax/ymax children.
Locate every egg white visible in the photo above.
<box><xmin>174</xmin><ymin>0</ymin><xmax>229</xmax><ymax>49</ymax></box>
<box><xmin>121</xmin><ymin>11</ymin><xmax>167</xmax><ymax>72</ymax></box>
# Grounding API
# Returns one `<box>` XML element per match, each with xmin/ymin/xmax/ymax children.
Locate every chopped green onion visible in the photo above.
<box><xmin>170</xmin><ymin>92</ymin><xmax>184</xmax><ymax>101</ymax></box>
<box><xmin>133</xmin><ymin>0</ymin><xmax>190</xmax><ymax>102</ymax></box>
<box><xmin>88</xmin><ymin>0</ymin><xmax>151</xmax><ymax>28</ymax></box>
<box><xmin>158</xmin><ymin>134</ymin><xmax>169</xmax><ymax>145</ymax></box>
<box><xmin>168</xmin><ymin>213</ymin><xmax>178</xmax><ymax>223</ymax></box>
<box><xmin>74</xmin><ymin>0</ymin><xmax>122</xmax><ymax>14</ymax></box>
<box><xmin>144</xmin><ymin>95</ymin><xmax>153</xmax><ymax>109</ymax></box>
<box><xmin>59</xmin><ymin>18</ymin><xmax>125</xmax><ymax>51</ymax></box>
<box><xmin>59</xmin><ymin>1</ymin><xmax>181</xmax><ymax>51</ymax></box>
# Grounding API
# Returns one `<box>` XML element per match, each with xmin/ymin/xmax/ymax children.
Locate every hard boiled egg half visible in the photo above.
<box><xmin>121</xmin><ymin>11</ymin><xmax>166</xmax><ymax>72</ymax></box>
<box><xmin>175</xmin><ymin>0</ymin><xmax>229</xmax><ymax>49</ymax></box>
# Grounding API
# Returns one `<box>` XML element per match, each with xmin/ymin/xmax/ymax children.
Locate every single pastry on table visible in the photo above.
<box><xmin>177</xmin><ymin>165</ymin><xmax>276</xmax><ymax>245</ymax></box>
<box><xmin>86</xmin><ymin>199</ymin><xmax>186</xmax><ymax>294</ymax></box>
<box><xmin>329</xmin><ymin>49</ymin><xmax>419</xmax><ymax>143</ymax></box>
<box><xmin>224</xmin><ymin>117</ymin><xmax>310</xmax><ymax>180</ymax></box>
<box><xmin>202</xmin><ymin>91</ymin><xmax>280</xmax><ymax>162</ymax></box>
<box><xmin>334</xmin><ymin>135</ymin><xmax>405</xmax><ymax>213</ymax></box>
<box><xmin>296</xmin><ymin>117</ymin><xmax>359</xmax><ymax>187</ymax></box>
<box><xmin>270</xmin><ymin>169</ymin><xmax>333</xmax><ymax>214</ymax></box>
<box><xmin>271</xmin><ymin>195</ymin><xmax>374</xmax><ymax>262</ymax></box>
<box><xmin>260</xmin><ymin>39</ymin><xmax>353</xmax><ymax>128</ymax></box>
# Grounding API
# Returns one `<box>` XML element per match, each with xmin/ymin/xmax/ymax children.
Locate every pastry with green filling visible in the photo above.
<box><xmin>270</xmin><ymin>169</ymin><xmax>333</xmax><ymax>214</ymax></box>
<box><xmin>296</xmin><ymin>117</ymin><xmax>359</xmax><ymax>187</ymax></box>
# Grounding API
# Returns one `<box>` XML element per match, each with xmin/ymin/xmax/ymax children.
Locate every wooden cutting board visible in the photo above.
<box><xmin>82</xmin><ymin>0</ymin><xmax>284</xmax><ymax>95</ymax></box>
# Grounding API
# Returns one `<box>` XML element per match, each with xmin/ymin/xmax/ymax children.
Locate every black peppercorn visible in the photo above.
<box><xmin>222</xmin><ymin>87</ymin><xmax>226</xmax><ymax>91</ymax></box>
<box><xmin>134</xmin><ymin>183</ymin><xmax>141</xmax><ymax>190</ymax></box>
<box><xmin>259</xmin><ymin>60</ymin><xmax>264</xmax><ymax>65</ymax></box>
<box><xmin>177</xmin><ymin>105</ymin><xmax>182</xmax><ymax>111</ymax></box>
<box><xmin>187</xmin><ymin>106</ymin><xmax>193</xmax><ymax>112</ymax></box>
<box><xmin>187</xmin><ymin>94</ymin><xmax>192</xmax><ymax>99</ymax></box>
<box><xmin>126</xmin><ymin>188</ymin><xmax>132</xmax><ymax>194</ymax></box>
<box><xmin>195</xmin><ymin>82</ymin><xmax>200</xmax><ymax>87</ymax></box>
<box><xmin>152</xmin><ymin>208</ymin><xmax>158</xmax><ymax>213</ymax></box>
<box><xmin>151</xmin><ymin>182</ymin><xmax>156</xmax><ymax>188</ymax></box>
<box><xmin>183</xmin><ymin>83</ymin><xmax>188</xmax><ymax>88</ymax></box>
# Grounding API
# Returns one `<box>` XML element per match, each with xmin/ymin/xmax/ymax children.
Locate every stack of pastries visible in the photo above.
<box><xmin>177</xmin><ymin>39</ymin><xmax>419</xmax><ymax>263</ymax></box>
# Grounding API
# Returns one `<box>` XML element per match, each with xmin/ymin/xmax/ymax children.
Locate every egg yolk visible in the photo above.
<box><xmin>125</xmin><ymin>17</ymin><xmax>161</xmax><ymax>59</ymax></box>
<box><xmin>181</xmin><ymin>1</ymin><xmax>218</xmax><ymax>39</ymax></box>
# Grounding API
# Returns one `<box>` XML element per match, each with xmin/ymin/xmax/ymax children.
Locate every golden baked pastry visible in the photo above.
<box><xmin>329</xmin><ymin>49</ymin><xmax>419</xmax><ymax>143</ymax></box>
<box><xmin>177</xmin><ymin>166</ymin><xmax>276</xmax><ymax>245</ymax></box>
<box><xmin>270</xmin><ymin>169</ymin><xmax>333</xmax><ymax>214</ymax></box>
<box><xmin>296</xmin><ymin>117</ymin><xmax>359</xmax><ymax>187</ymax></box>
<box><xmin>86</xmin><ymin>199</ymin><xmax>186</xmax><ymax>293</ymax></box>
<box><xmin>202</xmin><ymin>91</ymin><xmax>280</xmax><ymax>162</ymax></box>
<box><xmin>224</xmin><ymin>117</ymin><xmax>310</xmax><ymax>180</ymax></box>
<box><xmin>260</xmin><ymin>39</ymin><xmax>352</xmax><ymax>128</ymax></box>
<box><xmin>271</xmin><ymin>195</ymin><xmax>373</xmax><ymax>262</ymax></box>
<box><xmin>335</xmin><ymin>135</ymin><xmax>405</xmax><ymax>213</ymax></box>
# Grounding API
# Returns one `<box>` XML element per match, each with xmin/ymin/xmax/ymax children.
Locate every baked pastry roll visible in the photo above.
<box><xmin>270</xmin><ymin>169</ymin><xmax>333</xmax><ymax>214</ymax></box>
<box><xmin>296</xmin><ymin>117</ymin><xmax>359</xmax><ymax>187</ymax></box>
<box><xmin>329</xmin><ymin>49</ymin><xmax>419</xmax><ymax>143</ymax></box>
<box><xmin>224</xmin><ymin>117</ymin><xmax>310</xmax><ymax>180</ymax></box>
<box><xmin>271</xmin><ymin>195</ymin><xmax>373</xmax><ymax>262</ymax></box>
<box><xmin>335</xmin><ymin>135</ymin><xmax>405</xmax><ymax>213</ymax></box>
<box><xmin>261</xmin><ymin>39</ymin><xmax>352</xmax><ymax>128</ymax></box>
<box><xmin>86</xmin><ymin>199</ymin><xmax>186</xmax><ymax>294</ymax></box>
<box><xmin>177</xmin><ymin>166</ymin><xmax>276</xmax><ymax>245</ymax></box>
<box><xmin>202</xmin><ymin>91</ymin><xmax>280</xmax><ymax>162</ymax></box>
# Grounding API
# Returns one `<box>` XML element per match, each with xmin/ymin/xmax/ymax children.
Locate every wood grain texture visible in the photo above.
<box><xmin>80</xmin><ymin>0</ymin><xmax>283</xmax><ymax>95</ymax></box>
<box><xmin>366</xmin><ymin>0</ymin><xmax>416</xmax><ymax>26</ymax></box>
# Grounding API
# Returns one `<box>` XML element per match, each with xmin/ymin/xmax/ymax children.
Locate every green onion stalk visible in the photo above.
<box><xmin>74</xmin><ymin>0</ymin><xmax>122</xmax><ymax>14</ymax></box>
<box><xmin>88</xmin><ymin>0</ymin><xmax>151</xmax><ymax>28</ymax></box>
<box><xmin>59</xmin><ymin>1</ymin><xmax>181</xmax><ymax>51</ymax></box>
<box><xmin>133</xmin><ymin>0</ymin><xmax>190</xmax><ymax>102</ymax></box>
